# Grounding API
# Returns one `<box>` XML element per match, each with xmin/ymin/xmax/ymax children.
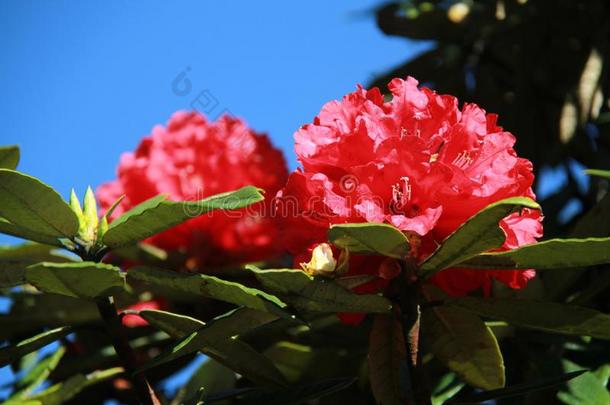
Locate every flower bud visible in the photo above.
<box><xmin>301</xmin><ymin>243</ymin><xmax>337</xmax><ymax>277</ymax></box>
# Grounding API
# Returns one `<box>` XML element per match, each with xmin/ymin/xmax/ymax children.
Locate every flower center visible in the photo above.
<box><xmin>452</xmin><ymin>150</ymin><xmax>473</xmax><ymax>169</ymax></box>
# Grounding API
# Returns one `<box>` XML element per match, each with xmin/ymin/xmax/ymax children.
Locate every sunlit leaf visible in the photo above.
<box><xmin>247</xmin><ymin>265</ymin><xmax>391</xmax><ymax>314</ymax></box>
<box><xmin>103</xmin><ymin>186</ymin><xmax>264</xmax><ymax>248</ymax></box>
<box><xmin>328</xmin><ymin>223</ymin><xmax>410</xmax><ymax>259</ymax></box>
<box><xmin>419</xmin><ymin>197</ymin><xmax>540</xmax><ymax>277</ymax></box>
<box><xmin>0</xmin><ymin>169</ymin><xmax>79</xmax><ymax>240</ymax></box>
<box><xmin>26</xmin><ymin>262</ymin><xmax>125</xmax><ymax>299</ymax></box>
<box><xmin>457</xmin><ymin>237</ymin><xmax>610</xmax><ymax>270</ymax></box>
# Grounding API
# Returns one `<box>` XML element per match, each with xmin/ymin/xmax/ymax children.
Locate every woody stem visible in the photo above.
<box><xmin>96</xmin><ymin>296</ymin><xmax>160</xmax><ymax>405</ymax></box>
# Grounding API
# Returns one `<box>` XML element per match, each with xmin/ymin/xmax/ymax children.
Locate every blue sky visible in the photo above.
<box><xmin>0</xmin><ymin>0</ymin><xmax>429</xmax><ymax>197</ymax></box>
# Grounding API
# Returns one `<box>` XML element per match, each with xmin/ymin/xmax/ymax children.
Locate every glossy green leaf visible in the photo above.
<box><xmin>128</xmin><ymin>266</ymin><xmax>288</xmax><ymax>317</ymax></box>
<box><xmin>422</xmin><ymin>287</ymin><xmax>504</xmax><ymax>390</ymax></box>
<box><xmin>180</xmin><ymin>358</ymin><xmax>236</xmax><ymax>404</ymax></box>
<box><xmin>140</xmin><ymin>307</ymin><xmax>278</xmax><ymax>341</ymax></box>
<box><xmin>0</xmin><ymin>169</ymin><xmax>79</xmax><ymax>240</ymax></box>
<box><xmin>0</xmin><ymin>243</ymin><xmax>74</xmax><ymax>287</ymax></box>
<box><xmin>585</xmin><ymin>169</ymin><xmax>610</xmax><ymax>180</ymax></box>
<box><xmin>26</xmin><ymin>262</ymin><xmax>125</xmax><ymax>299</ymax></box>
<box><xmin>103</xmin><ymin>186</ymin><xmax>264</xmax><ymax>248</ymax></box>
<box><xmin>449</xmin><ymin>297</ymin><xmax>610</xmax><ymax>339</ymax></box>
<box><xmin>328</xmin><ymin>223</ymin><xmax>410</xmax><ymax>259</ymax></box>
<box><xmin>557</xmin><ymin>360</ymin><xmax>610</xmax><ymax>405</ymax></box>
<box><xmin>419</xmin><ymin>197</ymin><xmax>540</xmax><ymax>277</ymax></box>
<box><xmin>0</xmin><ymin>145</ymin><xmax>20</xmax><ymax>169</ymax></box>
<box><xmin>0</xmin><ymin>326</ymin><xmax>72</xmax><ymax>367</ymax></box>
<box><xmin>138</xmin><ymin>308</ymin><xmax>286</xmax><ymax>386</ymax></box>
<box><xmin>457</xmin><ymin>237</ymin><xmax>610</xmax><ymax>270</ymax></box>
<box><xmin>247</xmin><ymin>266</ymin><xmax>392</xmax><ymax>314</ymax></box>
<box><xmin>0</xmin><ymin>218</ymin><xmax>65</xmax><ymax>247</ymax></box>
<box><xmin>368</xmin><ymin>314</ymin><xmax>409</xmax><ymax>405</ymax></box>
<box><xmin>26</xmin><ymin>367</ymin><xmax>123</xmax><ymax>405</ymax></box>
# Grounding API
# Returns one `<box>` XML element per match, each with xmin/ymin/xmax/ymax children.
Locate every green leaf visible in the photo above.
<box><xmin>368</xmin><ymin>314</ymin><xmax>410</xmax><ymax>405</ymax></box>
<box><xmin>0</xmin><ymin>218</ymin><xmax>65</xmax><ymax>247</ymax></box>
<box><xmin>26</xmin><ymin>262</ymin><xmax>125</xmax><ymax>299</ymax></box>
<box><xmin>0</xmin><ymin>326</ymin><xmax>72</xmax><ymax>367</ymax></box>
<box><xmin>449</xmin><ymin>297</ymin><xmax>610</xmax><ymax>339</ymax></box>
<box><xmin>234</xmin><ymin>377</ymin><xmax>356</xmax><ymax>405</ymax></box>
<box><xmin>557</xmin><ymin>360</ymin><xmax>610</xmax><ymax>405</ymax></box>
<box><xmin>419</xmin><ymin>197</ymin><xmax>540</xmax><ymax>277</ymax></box>
<box><xmin>128</xmin><ymin>266</ymin><xmax>289</xmax><ymax>317</ymax></box>
<box><xmin>585</xmin><ymin>169</ymin><xmax>610</xmax><ymax>180</ymax></box>
<box><xmin>103</xmin><ymin>186</ymin><xmax>264</xmax><ymax>248</ymax></box>
<box><xmin>10</xmin><ymin>346</ymin><xmax>66</xmax><ymax>400</ymax></box>
<box><xmin>457</xmin><ymin>237</ymin><xmax>610</xmax><ymax>270</ymax></box>
<box><xmin>422</xmin><ymin>287</ymin><xmax>504</xmax><ymax>390</ymax></box>
<box><xmin>0</xmin><ymin>243</ymin><xmax>74</xmax><ymax>287</ymax></box>
<box><xmin>0</xmin><ymin>145</ymin><xmax>20</xmax><ymax>169</ymax></box>
<box><xmin>180</xmin><ymin>358</ymin><xmax>236</xmax><ymax>404</ymax></box>
<box><xmin>0</xmin><ymin>293</ymin><xmax>99</xmax><ymax>340</ymax></box>
<box><xmin>328</xmin><ymin>223</ymin><xmax>410</xmax><ymax>259</ymax></box>
<box><xmin>247</xmin><ymin>266</ymin><xmax>392</xmax><ymax>314</ymax></box>
<box><xmin>26</xmin><ymin>367</ymin><xmax>123</xmax><ymax>405</ymax></box>
<box><xmin>449</xmin><ymin>370</ymin><xmax>587</xmax><ymax>404</ymax></box>
<box><xmin>139</xmin><ymin>309</ymin><xmax>205</xmax><ymax>336</ymax></box>
<box><xmin>138</xmin><ymin>309</ymin><xmax>286</xmax><ymax>386</ymax></box>
<box><xmin>0</xmin><ymin>169</ymin><xmax>79</xmax><ymax>240</ymax></box>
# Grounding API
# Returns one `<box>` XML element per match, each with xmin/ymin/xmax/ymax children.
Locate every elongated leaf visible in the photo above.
<box><xmin>103</xmin><ymin>186</ymin><xmax>264</xmax><ymax>248</ymax></box>
<box><xmin>11</xmin><ymin>346</ymin><xmax>66</xmax><ymax>399</ymax></box>
<box><xmin>0</xmin><ymin>293</ymin><xmax>99</xmax><ymax>340</ymax></box>
<box><xmin>449</xmin><ymin>297</ymin><xmax>610</xmax><ymax>339</ymax></box>
<box><xmin>328</xmin><ymin>223</ymin><xmax>410</xmax><ymax>259</ymax></box>
<box><xmin>235</xmin><ymin>377</ymin><xmax>356</xmax><ymax>405</ymax></box>
<box><xmin>368</xmin><ymin>314</ymin><xmax>410</xmax><ymax>405</ymax></box>
<box><xmin>139</xmin><ymin>309</ymin><xmax>205</xmax><ymax>336</ymax></box>
<box><xmin>0</xmin><ymin>169</ymin><xmax>79</xmax><ymax>239</ymax></box>
<box><xmin>0</xmin><ymin>243</ymin><xmax>74</xmax><ymax>287</ymax></box>
<box><xmin>180</xmin><ymin>358</ymin><xmax>236</xmax><ymax>404</ymax></box>
<box><xmin>140</xmin><ymin>307</ymin><xmax>278</xmax><ymax>341</ymax></box>
<box><xmin>0</xmin><ymin>218</ymin><xmax>65</xmax><ymax>247</ymax></box>
<box><xmin>0</xmin><ymin>326</ymin><xmax>72</xmax><ymax>367</ymax></box>
<box><xmin>422</xmin><ymin>287</ymin><xmax>504</xmax><ymax>390</ymax></box>
<box><xmin>585</xmin><ymin>169</ymin><xmax>610</xmax><ymax>180</ymax></box>
<box><xmin>557</xmin><ymin>360</ymin><xmax>610</xmax><ymax>405</ymax></box>
<box><xmin>0</xmin><ymin>145</ymin><xmax>19</xmax><ymax>169</ymax></box>
<box><xmin>138</xmin><ymin>309</ymin><xmax>286</xmax><ymax>386</ymax></box>
<box><xmin>457</xmin><ymin>237</ymin><xmax>610</xmax><ymax>270</ymax></box>
<box><xmin>26</xmin><ymin>262</ymin><xmax>125</xmax><ymax>299</ymax></box>
<box><xmin>128</xmin><ymin>266</ymin><xmax>288</xmax><ymax>317</ymax></box>
<box><xmin>419</xmin><ymin>197</ymin><xmax>539</xmax><ymax>276</ymax></box>
<box><xmin>449</xmin><ymin>370</ymin><xmax>587</xmax><ymax>404</ymax></box>
<box><xmin>247</xmin><ymin>266</ymin><xmax>391</xmax><ymax>314</ymax></box>
<box><xmin>26</xmin><ymin>367</ymin><xmax>123</xmax><ymax>405</ymax></box>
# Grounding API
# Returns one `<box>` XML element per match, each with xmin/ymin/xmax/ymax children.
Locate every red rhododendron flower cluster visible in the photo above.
<box><xmin>97</xmin><ymin>111</ymin><xmax>288</xmax><ymax>269</ymax></box>
<box><xmin>275</xmin><ymin>77</ymin><xmax>543</xmax><ymax>296</ymax></box>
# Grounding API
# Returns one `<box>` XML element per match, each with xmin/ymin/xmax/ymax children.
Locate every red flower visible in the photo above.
<box><xmin>121</xmin><ymin>299</ymin><xmax>165</xmax><ymax>328</ymax></box>
<box><xmin>275</xmin><ymin>77</ymin><xmax>542</xmax><ymax>296</ymax></box>
<box><xmin>97</xmin><ymin>111</ymin><xmax>288</xmax><ymax>269</ymax></box>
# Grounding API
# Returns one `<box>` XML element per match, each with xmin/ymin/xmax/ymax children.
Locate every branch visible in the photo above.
<box><xmin>96</xmin><ymin>296</ymin><xmax>160</xmax><ymax>405</ymax></box>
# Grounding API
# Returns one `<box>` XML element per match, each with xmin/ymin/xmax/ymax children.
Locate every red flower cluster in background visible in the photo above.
<box><xmin>275</xmin><ymin>77</ymin><xmax>542</xmax><ymax>296</ymax></box>
<box><xmin>97</xmin><ymin>111</ymin><xmax>288</xmax><ymax>270</ymax></box>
